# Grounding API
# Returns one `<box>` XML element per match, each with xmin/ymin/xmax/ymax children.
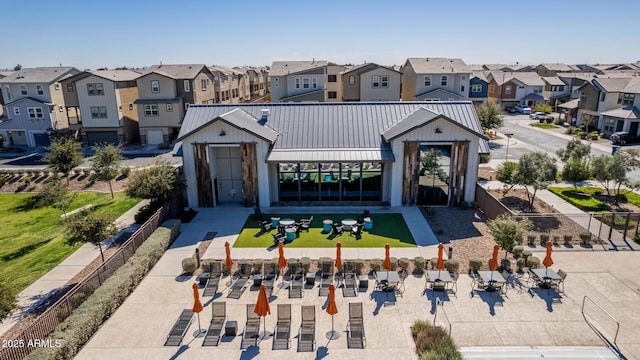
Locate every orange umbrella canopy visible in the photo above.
<box><xmin>489</xmin><ymin>244</ymin><xmax>499</xmax><ymax>271</ymax></box>
<box><xmin>383</xmin><ymin>243</ymin><xmax>391</xmax><ymax>270</ymax></box>
<box><xmin>192</xmin><ymin>282</ymin><xmax>203</xmax><ymax>313</ymax></box>
<box><xmin>543</xmin><ymin>241</ymin><xmax>554</xmax><ymax>268</ymax></box>
<box><xmin>278</xmin><ymin>241</ymin><xmax>287</xmax><ymax>268</ymax></box>
<box><xmin>326</xmin><ymin>284</ymin><xmax>338</xmax><ymax>316</ymax></box>
<box><xmin>254</xmin><ymin>284</ymin><xmax>271</xmax><ymax>317</ymax></box>
<box><xmin>436</xmin><ymin>243</ymin><xmax>445</xmax><ymax>270</ymax></box>
<box><xmin>225</xmin><ymin>241</ymin><xmax>233</xmax><ymax>268</ymax></box>
<box><xmin>335</xmin><ymin>242</ymin><xmax>342</xmax><ymax>269</ymax></box>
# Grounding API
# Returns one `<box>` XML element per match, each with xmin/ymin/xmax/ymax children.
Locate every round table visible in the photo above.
<box><xmin>323</xmin><ymin>219</ymin><xmax>333</xmax><ymax>233</ymax></box>
<box><xmin>341</xmin><ymin>219</ymin><xmax>356</xmax><ymax>231</ymax></box>
<box><xmin>279</xmin><ymin>218</ymin><xmax>295</xmax><ymax>227</ymax></box>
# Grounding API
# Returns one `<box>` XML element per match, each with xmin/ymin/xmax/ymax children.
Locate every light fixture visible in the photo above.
<box><xmin>219</xmin><ymin>130</ymin><xmax>226</xmax><ymax>136</ymax></box>
<box><xmin>435</xmin><ymin>128</ymin><xmax>442</xmax><ymax>134</ymax></box>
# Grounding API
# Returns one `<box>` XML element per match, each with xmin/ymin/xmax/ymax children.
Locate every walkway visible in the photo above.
<box><xmin>0</xmin><ymin>200</ymin><xmax>148</xmax><ymax>337</ymax></box>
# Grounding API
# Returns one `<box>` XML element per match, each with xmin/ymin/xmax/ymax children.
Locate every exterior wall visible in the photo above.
<box><xmin>117</xmin><ymin>85</ymin><xmax>139</xmax><ymax>142</ymax></box>
<box><xmin>359</xmin><ymin>68</ymin><xmax>401</xmax><ymax>101</ymax></box>
<box><xmin>536</xmin><ymin>67</ymin><xmax>555</xmax><ymax>77</ymax></box>
<box><xmin>61</xmin><ymin>78</ymin><xmax>80</xmax><ymax>107</ymax></box>
<box><xmin>191</xmin><ymin>71</ymin><xmax>216</xmax><ymax>105</ymax></box>
<box><xmin>137</xmin><ymin>73</ymin><xmax>177</xmax><ymax>99</ymax></box>
<box><xmin>325</xmin><ymin>65</ymin><xmax>344</xmax><ymax>103</ymax></box>
<box><xmin>2</xmin><ymin>83</ymin><xmax>52</xmax><ymax>104</ymax></box>
<box><xmin>0</xmin><ymin>99</ymin><xmax>56</xmax><ymax>147</ymax></box>
<box><xmin>284</xmin><ymin>68</ymin><xmax>325</xmax><ymax>99</ymax></box>
<box><xmin>48</xmin><ymin>82</ymin><xmax>69</xmax><ymax>129</ymax></box>
<box><xmin>578</xmin><ymin>83</ymin><xmax>600</xmax><ymax>111</ymax></box>
<box><xmin>76</xmin><ymin>76</ymin><xmax>120</xmax><ymax>128</ymax></box>
<box><xmin>177</xmin><ymin>78</ymin><xmax>194</xmax><ymax>106</ymax></box>
<box><xmin>500</xmin><ymin>81</ymin><xmax>517</xmax><ymax>100</ymax></box>
<box><xmin>469</xmin><ymin>78</ymin><xmax>488</xmax><ymax>99</ymax></box>
<box><xmin>597</xmin><ymin>91</ymin><xmax>622</xmax><ymax>112</ymax></box>
<box><xmin>414</xmin><ymin>73</ymin><xmax>469</xmax><ymax>100</ymax></box>
<box><xmin>182</xmin><ymin>121</ymin><xmax>271</xmax><ymax>208</ymax></box>
<box><xmin>138</xmin><ymin>102</ymin><xmax>184</xmax><ymax>130</ymax></box>
<box><xmin>400</xmin><ymin>64</ymin><xmax>417</xmax><ymax>101</ymax></box>
<box><xmin>388</xmin><ymin>117</ymin><xmax>480</xmax><ymax>206</ymax></box>
<box><xmin>270</xmin><ymin>76</ymin><xmax>287</xmax><ymax>102</ymax></box>
<box><xmin>341</xmin><ymin>71</ymin><xmax>360</xmax><ymax>101</ymax></box>
<box><xmin>487</xmin><ymin>79</ymin><xmax>499</xmax><ymax>100</ymax></box>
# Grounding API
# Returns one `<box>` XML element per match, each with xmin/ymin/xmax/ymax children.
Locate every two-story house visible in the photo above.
<box><xmin>340</xmin><ymin>63</ymin><xmax>401</xmax><ymax>101</ymax></box>
<box><xmin>400</xmin><ymin>58</ymin><xmax>470</xmax><ymax>101</ymax></box>
<box><xmin>0</xmin><ymin>71</ymin><xmax>13</xmax><ymax>118</ymax></box>
<box><xmin>210</xmin><ymin>65</ymin><xmax>241</xmax><ymax>104</ymax></box>
<box><xmin>542</xmin><ymin>76</ymin><xmax>569</xmax><ymax>107</ymax></box>
<box><xmin>62</xmin><ymin>70</ymin><xmax>141</xmax><ymax>145</ymax></box>
<box><xmin>232</xmin><ymin>67</ymin><xmax>252</xmax><ymax>102</ymax></box>
<box><xmin>592</xmin><ymin>77</ymin><xmax>640</xmax><ymax>137</ymax></box>
<box><xmin>270</xmin><ymin>60</ymin><xmax>346</xmax><ymax>102</ymax></box>
<box><xmin>487</xmin><ymin>72</ymin><xmax>545</xmax><ymax>108</ymax></box>
<box><xmin>136</xmin><ymin>64</ymin><xmax>216</xmax><ymax>144</ymax></box>
<box><xmin>469</xmin><ymin>71</ymin><xmax>490</xmax><ymax>104</ymax></box>
<box><xmin>0</xmin><ymin>67</ymin><xmax>80</xmax><ymax>147</ymax></box>
<box><xmin>534</xmin><ymin>63</ymin><xmax>575</xmax><ymax>77</ymax></box>
<box><xmin>575</xmin><ymin>80</ymin><xmax>602</xmax><ymax>129</ymax></box>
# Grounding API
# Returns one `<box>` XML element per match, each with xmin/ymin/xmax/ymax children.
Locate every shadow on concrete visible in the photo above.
<box><xmin>475</xmin><ymin>290</ymin><xmax>505</xmax><ymax>316</ymax></box>
<box><xmin>369</xmin><ymin>290</ymin><xmax>396</xmax><ymax>316</ymax></box>
<box><xmin>528</xmin><ymin>287</ymin><xmax>563</xmax><ymax>312</ymax></box>
<box><xmin>239</xmin><ymin>345</ymin><xmax>260</xmax><ymax>359</ymax></box>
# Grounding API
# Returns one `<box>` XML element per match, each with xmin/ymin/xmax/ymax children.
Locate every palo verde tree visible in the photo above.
<box><xmin>487</xmin><ymin>214</ymin><xmax>532</xmax><ymax>257</ymax></box>
<box><xmin>125</xmin><ymin>160</ymin><xmax>186</xmax><ymax>204</ymax></box>
<box><xmin>43</xmin><ymin>138</ymin><xmax>84</xmax><ymax>185</ymax></box>
<box><xmin>517</xmin><ymin>152</ymin><xmax>558</xmax><ymax>212</ymax></box>
<box><xmin>91</xmin><ymin>144</ymin><xmax>123</xmax><ymax>199</ymax></box>
<box><xmin>66</xmin><ymin>211</ymin><xmax>116</xmax><ymax>263</ymax></box>
<box><xmin>557</xmin><ymin>138</ymin><xmax>591</xmax><ymax>190</ymax></box>
<box><xmin>476</xmin><ymin>99</ymin><xmax>504</xmax><ymax>131</ymax></box>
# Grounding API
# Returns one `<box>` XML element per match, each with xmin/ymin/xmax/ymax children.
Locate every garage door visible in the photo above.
<box><xmin>146</xmin><ymin>130</ymin><xmax>164</xmax><ymax>145</ymax></box>
<box><xmin>33</xmin><ymin>133</ymin><xmax>51</xmax><ymax>147</ymax></box>
<box><xmin>86</xmin><ymin>131</ymin><xmax>119</xmax><ymax>146</ymax></box>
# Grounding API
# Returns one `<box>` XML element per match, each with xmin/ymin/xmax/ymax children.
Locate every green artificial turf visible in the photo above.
<box><xmin>547</xmin><ymin>187</ymin><xmax>610</xmax><ymax>212</ymax></box>
<box><xmin>0</xmin><ymin>192</ymin><xmax>140</xmax><ymax>296</ymax></box>
<box><xmin>233</xmin><ymin>213</ymin><xmax>416</xmax><ymax>248</ymax></box>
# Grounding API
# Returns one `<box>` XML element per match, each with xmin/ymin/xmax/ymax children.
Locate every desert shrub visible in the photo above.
<box><xmin>181</xmin><ymin>258</ymin><xmax>197</xmax><ymax>274</ymax></box>
<box><xmin>527</xmin><ymin>256</ymin><xmax>541</xmax><ymax>269</ymax></box>
<box><xmin>252</xmin><ymin>259</ymin><xmax>263</xmax><ymax>274</ymax></box>
<box><xmin>200</xmin><ymin>258</ymin><xmax>216</xmax><ymax>272</ymax></box>
<box><xmin>552</xmin><ymin>235</ymin><xmax>561</xmax><ymax>245</ymax></box>
<box><xmin>55</xmin><ymin>307</ymin><xmax>70</xmax><ymax>322</ymax></box>
<box><xmin>354</xmin><ymin>259</ymin><xmax>365</xmax><ymax>274</ymax></box>
<box><xmin>479</xmin><ymin>154</ymin><xmax>491</xmax><ymax>164</ymax></box>
<box><xmin>134</xmin><ymin>201</ymin><xmax>161</xmax><ymax>224</ymax></box>
<box><xmin>522</xmin><ymin>250</ymin><xmax>532</xmax><ymax>259</ymax></box>
<box><xmin>527</xmin><ymin>233</ymin><xmax>537</xmax><ymax>245</ymax></box>
<box><xmin>369</xmin><ymin>259</ymin><xmax>382</xmax><ymax>272</ymax></box>
<box><xmin>512</xmin><ymin>245</ymin><xmax>524</xmax><ymax>258</ymax></box>
<box><xmin>430</xmin><ymin>257</ymin><xmax>439</xmax><ymax>270</ymax></box>
<box><xmin>318</xmin><ymin>257</ymin><xmax>331</xmax><ymax>264</ymax></box>
<box><xmin>516</xmin><ymin>258</ymin><xmax>526</xmax><ymax>272</ymax></box>
<box><xmin>388</xmin><ymin>257</ymin><xmax>398</xmax><ymax>271</ymax></box>
<box><xmin>69</xmin><ymin>292</ymin><xmax>87</xmax><ymax>306</ymax></box>
<box><xmin>414</xmin><ymin>257</ymin><xmax>426</xmax><ymax>273</ymax></box>
<box><xmin>411</xmin><ymin>320</ymin><xmax>462</xmax><ymax>360</ymax></box>
<box><xmin>23</xmin><ymin>176</ymin><xmax>32</xmax><ymax>184</ymax></box>
<box><xmin>0</xmin><ymin>177</ymin><xmax>6</xmax><ymax>187</ymax></box>
<box><xmin>563</xmin><ymin>234</ymin><xmax>573</xmax><ymax>245</ymax></box>
<box><xmin>119</xmin><ymin>167</ymin><xmax>131</xmax><ymax>177</ymax></box>
<box><xmin>468</xmin><ymin>257</ymin><xmax>482</xmax><ymax>273</ymax></box>
<box><xmin>579</xmin><ymin>231</ymin><xmax>592</xmax><ymax>244</ymax></box>
<box><xmin>300</xmin><ymin>257</ymin><xmax>311</xmax><ymax>273</ymax></box>
<box><xmin>445</xmin><ymin>259</ymin><xmax>459</xmax><ymax>273</ymax></box>
<box><xmin>540</xmin><ymin>233</ymin><xmax>550</xmax><ymax>244</ymax></box>
<box><xmin>26</xmin><ymin>219</ymin><xmax>179</xmax><ymax>360</ymax></box>
<box><xmin>398</xmin><ymin>258</ymin><xmax>410</xmax><ymax>272</ymax></box>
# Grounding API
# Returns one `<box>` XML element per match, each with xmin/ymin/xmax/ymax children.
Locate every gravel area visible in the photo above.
<box><xmin>0</xmin><ymin>173</ymin><xmax>129</xmax><ymax>193</ymax></box>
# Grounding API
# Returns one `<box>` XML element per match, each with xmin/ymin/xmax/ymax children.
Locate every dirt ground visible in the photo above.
<box><xmin>0</xmin><ymin>172</ymin><xmax>129</xmax><ymax>193</ymax></box>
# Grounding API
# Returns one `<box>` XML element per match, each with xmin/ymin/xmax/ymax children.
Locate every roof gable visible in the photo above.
<box><xmin>342</xmin><ymin>63</ymin><xmax>402</xmax><ymax>75</ymax></box>
<box><xmin>4</xmin><ymin>96</ymin><xmax>52</xmax><ymax>106</ymax></box>
<box><xmin>405</xmin><ymin>58</ymin><xmax>470</xmax><ymax>74</ymax></box>
<box><xmin>180</xmin><ymin>108</ymin><xmax>278</xmax><ymax>143</ymax></box>
<box><xmin>381</xmin><ymin>106</ymin><xmax>486</xmax><ymax>141</ymax></box>
<box><xmin>147</xmin><ymin>64</ymin><xmax>208</xmax><ymax>79</ymax></box>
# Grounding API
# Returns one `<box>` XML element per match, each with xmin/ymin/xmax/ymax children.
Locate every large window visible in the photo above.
<box><xmin>295</xmin><ymin>78</ymin><xmax>300</xmax><ymax>89</ymax></box>
<box><xmin>471</xmin><ymin>84</ymin><xmax>482</xmax><ymax>93</ymax></box>
<box><xmin>441</xmin><ymin>75</ymin><xmax>448</xmax><ymax>86</ymax></box>
<box><xmin>5</xmin><ymin>86</ymin><xmax>11</xmax><ymax>101</ymax></box>
<box><xmin>151</xmin><ymin>80</ymin><xmax>160</xmax><ymax>93</ymax></box>
<box><xmin>372</xmin><ymin>76</ymin><xmax>380</xmax><ymax>88</ymax></box>
<box><xmin>424</xmin><ymin>76</ymin><xmax>431</xmax><ymax>87</ymax></box>
<box><xmin>505</xmin><ymin>86</ymin><xmax>512</xmax><ymax>95</ymax></box>
<box><xmin>201</xmin><ymin>79</ymin><xmax>207</xmax><ymax>91</ymax></box>
<box><xmin>87</xmin><ymin>83</ymin><xmax>104</xmax><ymax>96</ymax></box>
<box><xmin>303</xmin><ymin>78</ymin><xmax>310</xmax><ymax>89</ymax></box>
<box><xmin>90</xmin><ymin>106</ymin><xmax>107</xmax><ymax>119</ymax></box>
<box><xmin>603</xmin><ymin>117</ymin><xmax>615</xmax><ymax>132</ymax></box>
<box><xmin>277</xmin><ymin>162</ymin><xmax>383</xmax><ymax>202</ymax></box>
<box><xmin>381</xmin><ymin>76</ymin><xmax>388</xmax><ymax>88</ymax></box>
<box><xmin>144</xmin><ymin>104</ymin><xmax>159</xmax><ymax>116</ymax></box>
<box><xmin>328</xmin><ymin>91</ymin><xmax>337</xmax><ymax>99</ymax></box>
<box><xmin>618</xmin><ymin>93</ymin><xmax>635</xmax><ymax>105</ymax></box>
<box><xmin>580</xmin><ymin>91</ymin><xmax>587</xmax><ymax>102</ymax></box>
<box><xmin>27</xmin><ymin>107</ymin><xmax>43</xmax><ymax>119</ymax></box>
<box><xmin>184</xmin><ymin>80</ymin><xmax>190</xmax><ymax>92</ymax></box>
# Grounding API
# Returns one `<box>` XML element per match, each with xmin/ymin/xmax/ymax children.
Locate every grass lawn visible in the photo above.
<box><xmin>233</xmin><ymin>213</ymin><xmax>416</xmax><ymax>248</ymax></box>
<box><xmin>548</xmin><ymin>186</ymin><xmax>610</xmax><ymax>212</ymax></box>
<box><xmin>0</xmin><ymin>192</ymin><xmax>140</xmax><ymax>297</ymax></box>
<box><xmin>530</xmin><ymin>123</ymin><xmax>558</xmax><ymax>129</ymax></box>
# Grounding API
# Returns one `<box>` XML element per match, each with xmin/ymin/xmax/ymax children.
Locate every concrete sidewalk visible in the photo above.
<box><xmin>0</xmin><ymin>199</ymin><xmax>147</xmax><ymax>337</ymax></box>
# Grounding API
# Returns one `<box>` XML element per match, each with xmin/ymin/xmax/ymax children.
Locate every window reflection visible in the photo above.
<box><xmin>418</xmin><ymin>145</ymin><xmax>451</xmax><ymax>205</ymax></box>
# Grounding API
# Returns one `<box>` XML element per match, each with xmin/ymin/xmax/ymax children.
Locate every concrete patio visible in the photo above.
<box><xmin>74</xmin><ymin>206</ymin><xmax>639</xmax><ymax>359</ymax></box>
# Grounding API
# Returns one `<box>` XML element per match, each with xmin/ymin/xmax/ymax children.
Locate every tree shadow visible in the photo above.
<box><xmin>1</xmin><ymin>237</ymin><xmax>54</xmax><ymax>261</ymax></box>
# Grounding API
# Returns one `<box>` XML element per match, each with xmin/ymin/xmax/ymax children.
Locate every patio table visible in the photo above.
<box><xmin>477</xmin><ymin>271</ymin><xmax>506</xmax><ymax>292</ymax></box>
<box><xmin>279</xmin><ymin>218</ymin><xmax>295</xmax><ymax>227</ymax></box>
<box><xmin>426</xmin><ymin>270</ymin><xmax>453</xmax><ymax>292</ymax></box>
<box><xmin>531</xmin><ymin>268</ymin><xmax>561</xmax><ymax>288</ymax></box>
<box><xmin>341</xmin><ymin>219</ymin><xmax>356</xmax><ymax>231</ymax></box>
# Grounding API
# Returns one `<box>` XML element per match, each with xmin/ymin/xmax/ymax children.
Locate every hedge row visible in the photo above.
<box><xmin>25</xmin><ymin>219</ymin><xmax>180</xmax><ymax>360</ymax></box>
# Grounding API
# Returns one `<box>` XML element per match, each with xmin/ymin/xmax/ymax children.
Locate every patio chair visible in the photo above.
<box><xmin>203</xmin><ymin>261</ymin><xmax>223</xmax><ymax>297</ymax></box>
<box><xmin>289</xmin><ymin>262</ymin><xmax>304</xmax><ymax>298</ymax></box>
<box><xmin>447</xmin><ymin>271</ymin><xmax>458</xmax><ymax>297</ymax></box>
<box><xmin>164</xmin><ymin>309</ymin><xmax>194</xmax><ymax>346</ymax></box>
<box><xmin>272</xmin><ymin>232</ymin><xmax>285</xmax><ymax>245</ymax></box>
<box><xmin>241</xmin><ymin>304</ymin><xmax>261</xmax><ymax>349</ymax></box>
<box><xmin>298</xmin><ymin>306</ymin><xmax>316</xmax><ymax>352</ymax></box>
<box><xmin>272</xmin><ymin>304</ymin><xmax>291</xmax><ymax>350</ymax></box>
<box><xmin>349</xmin><ymin>224</ymin><xmax>363</xmax><ymax>238</ymax></box>
<box><xmin>331</xmin><ymin>223</ymin><xmax>344</xmax><ymax>236</ymax></box>
<box><xmin>342</xmin><ymin>261</ymin><xmax>357</xmax><ymax>297</ymax></box>
<box><xmin>259</xmin><ymin>220</ymin><xmax>272</xmax><ymax>233</ymax></box>
<box><xmin>228</xmin><ymin>263</ymin><xmax>252</xmax><ymax>299</ymax></box>
<box><xmin>319</xmin><ymin>261</ymin><xmax>335</xmax><ymax>296</ymax></box>
<box><xmin>347</xmin><ymin>302</ymin><xmax>366</xmax><ymax>349</ymax></box>
<box><xmin>528</xmin><ymin>268</ymin><xmax>542</xmax><ymax>288</ymax></box>
<box><xmin>552</xmin><ymin>269</ymin><xmax>567</xmax><ymax>294</ymax></box>
<box><xmin>470</xmin><ymin>273</ymin><xmax>485</xmax><ymax>296</ymax></box>
<box><xmin>298</xmin><ymin>215</ymin><xmax>313</xmax><ymax>232</ymax></box>
<box><xmin>203</xmin><ymin>301</ymin><xmax>226</xmax><ymax>346</ymax></box>
<box><xmin>263</xmin><ymin>262</ymin><xmax>277</xmax><ymax>296</ymax></box>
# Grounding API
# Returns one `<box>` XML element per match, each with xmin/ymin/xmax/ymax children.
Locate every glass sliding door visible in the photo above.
<box><xmin>361</xmin><ymin>162</ymin><xmax>382</xmax><ymax>201</ymax></box>
<box><xmin>278</xmin><ymin>163</ymin><xmax>299</xmax><ymax>201</ymax></box>
<box><xmin>320</xmin><ymin>163</ymin><xmax>339</xmax><ymax>201</ymax></box>
<box><xmin>418</xmin><ymin>144</ymin><xmax>451</xmax><ymax>206</ymax></box>
<box><xmin>299</xmin><ymin>162</ymin><xmax>319</xmax><ymax>201</ymax></box>
<box><xmin>341</xmin><ymin>163</ymin><xmax>361</xmax><ymax>201</ymax></box>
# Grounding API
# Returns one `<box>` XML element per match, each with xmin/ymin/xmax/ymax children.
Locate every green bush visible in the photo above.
<box><xmin>516</xmin><ymin>258</ymin><xmax>526</xmax><ymax>272</ymax></box>
<box><xmin>369</xmin><ymin>259</ymin><xmax>382</xmax><ymax>272</ymax></box>
<box><xmin>563</xmin><ymin>234</ymin><xmax>573</xmax><ymax>245</ymax></box>
<box><xmin>522</xmin><ymin>250</ymin><xmax>532</xmax><ymax>259</ymax></box>
<box><xmin>512</xmin><ymin>245</ymin><xmax>524</xmax><ymax>258</ymax></box>
<box><xmin>55</xmin><ymin>307</ymin><xmax>70</xmax><ymax>322</ymax></box>
<box><xmin>0</xmin><ymin>177</ymin><xmax>6</xmax><ymax>187</ymax></box>
<box><xmin>500</xmin><ymin>258</ymin><xmax>511</xmax><ymax>272</ymax></box>
<box><xmin>579</xmin><ymin>232</ymin><xmax>592</xmax><ymax>244</ymax></box>
<box><xmin>527</xmin><ymin>233</ymin><xmax>537</xmax><ymax>245</ymax></box>
<box><xmin>411</xmin><ymin>320</ymin><xmax>462</xmax><ymax>360</ymax></box>
<box><xmin>181</xmin><ymin>258</ymin><xmax>197</xmax><ymax>274</ymax></box>
<box><xmin>430</xmin><ymin>257</ymin><xmax>439</xmax><ymax>270</ymax></box>
<box><xmin>527</xmin><ymin>256</ymin><xmax>541</xmax><ymax>269</ymax></box>
<box><xmin>445</xmin><ymin>259</ymin><xmax>459</xmax><ymax>273</ymax></box>
<box><xmin>120</xmin><ymin>167</ymin><xmax>131</xmax><ymax>177</ymax></box>
<box><xmin>479</xmin><ymin>154</ymin><xmax>491</xmax><ymax>164</ymax></box>
<box><xmin>200</xmin><ymin>258</ymin><xmax>216</xmax><ymax>272</ymax></box>
<box><xmin>26</xmin><ymin>219</ymin><xmax>180</xmax><ymax>360</ymax></box>
<box><xmin>565</xmin><ymin>126</ymin><xmax>576</xmax><ymax>135</ymax></box>
<box><xmin>388</xmin><ymin>257</ymin><xmax>398</xmax><ymax>271</ymax></box>
<box><xmin>539</xmin><ymin>233</ymin><xmax>550</xmax><ymax>244</ymax></box>
<box><xmin>134</xmin><ymin>202</ymin><xmax>161</xmax><ymax>224</ymax></box>
<box><xmin>468</xmin><ymin>257</ymin><xmax>482</xmax><ymax>273</ymax></box>
<box><xmin>552</xmin><ymin>235</ymin><xmax>561</xmax><ymax>245</ymax></box>
<box><xmin>414</xmin><ymin>257</ymin><xmax>426</xmax><ymax>273</ymax></box>
<box><xmin>398</xmin><ymin>258</ymin><xmax>410</xmax><ymax>272</ymax></box>
<box><xmin>634</xmin><ymin>231</ymin><xmax>640</xmax><ymax>244</ymax></box>
<box><xmin>23</xmin><ymin>176</ymin><xmax>32</xmax><ymax>184</ymax></box>
<box><xmin>300</xmin><ymin>257</ymin><xmax>311</xmax><ymax>273</ymax></box>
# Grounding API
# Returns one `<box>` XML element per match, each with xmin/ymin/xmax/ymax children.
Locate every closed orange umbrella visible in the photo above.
<box><xmin>489</xmin><ymin>244</ymin><xmax>499</xmax><ymax>271</ymax></box>
<box><xmin>335</xmin><ymin>242</ymin><xmax>342</xmax><ymax>270</ymax></box>
<box><xmin>225</xmin><ymin>241</ymin><xmax>233</xmax><ymax>268</ymax></box>
<box><xmin>383</xmin><ymin>243</ymin><xmax>391</xmax><ymax>271</ymax></box>
<box><xmin>192</xmin><ymin>282</ymin><xmax>204</xmax><ymax>336</ymax></box>
<box><xmin>325</xmin><ymin>284</ymin><xmax>339</xmax><ymax>340</ymax></box>
<box><xmin>278</xmin><ymin>241</ymin><xmax>287</xmax><ymax>288</ymax></box>
<box><xmin>436</xmin><ymin>243</ymin><xmax>445</xmax><ymax>271</ymax></box>
<box><xmin>543</xmin><ymin>240</ymin><xmax>554</xmax><ymax>268</ymax></box>
<box><xmin>254</xmin><ymin>284</ymin><xmax>271</xmax><ymax>339</ymax></box>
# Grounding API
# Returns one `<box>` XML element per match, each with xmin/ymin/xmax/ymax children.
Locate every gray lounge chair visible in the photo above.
<box><xmin>203</xmin><ymin>261</ymin><xmax>222</xmax><ymax>297</ymax></box>
<box><xmin>272</xmin><ymin>304</ymin><xmax>291</xmax><ymax>350</ymax></box>
<box><xmin>164</xmin><ymin>309</ymin><xmax>194</xmax><ymax>346</ymax></box>
<box><xmin>289</xmin><ymin>262</ymin><xmax>304</xmax><ymax>299</ymax></box>
<box><xmin>241</xmin><ymin>304</ymin><xmax>261</xmax><ymax>349</ymax></box>
<box><xmin>202</xmin><ymin>302</ymin><xmax>226</xmax><ymax>346</ymax></box>
<box><xmin>263</xmin><ymin>262</ymin><xmax>277</xmax><ymax>296</ymax></box>
<box><xmin>342</xmin><ymin>261</ymin><xmax>357</xmax><ymax>297</ymax></box>
<box><xmin>319</xmin><ymin>261</ymin><xmax>335</xmax><ymax>296</ymax></box>
<box><xmin>298</xmin><ymin>305</ymin><xmax>315</xmax><ymax>352</ymax></box>
<box><xmin>228</xmin><ymin>263</ymin><xmax>252</xmax><ymax>299</ymax></box>
<box><xmin>347</xmin><ymin>302</ymin><xmax>366</xmax><ymax>349</ymax></box>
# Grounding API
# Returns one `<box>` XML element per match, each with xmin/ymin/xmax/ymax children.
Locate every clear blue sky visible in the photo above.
<box><xmin>2</xmin><ymin>0</ymin><xmax>638</xmax><ymax>70</ymax></box>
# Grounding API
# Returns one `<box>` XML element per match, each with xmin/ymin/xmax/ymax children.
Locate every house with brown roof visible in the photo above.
<box><xmin>341</xmin><ymin>63</ymin><xmax>401</xmax><ymax>101</ymax></box>
<box><xmin>61</xmin><ymin>69</ymin><xmax>141</xmax><ymax>145</ymax></box>
<box><xmin>487</xmin><ymin>72</ymin><xmax>545</xmax><ymax>108</ymax></box>
<box><xmin>0</xmin><ymin>66</ymin><xmax>80</xmax><ymax>147</ymax></box>
<box><xmin>401</xmin><ymin>58</ymin><xmax>471</xmax><ymax>101</ymax></box>
<box><xmin>534</xmin><ymin>63</ymin><xmax>575</xmax><ymax>77</ymax></box>
<box><xmin>270</xmin><ymin>60</ymin><xmax>346</xmax><ymax>102</ymax></box>
<box><xmin>135</xmin><ymin>64</ymin><xmax>216</xmax><ymax>144</ymax></box>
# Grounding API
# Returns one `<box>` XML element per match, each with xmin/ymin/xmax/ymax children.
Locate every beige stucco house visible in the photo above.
<box><xmin>341</xmin><ymin>63</ymin><xmax>401</xmax><ymax>101</ymax></box>
<box><xmin>401</xmin><ymin>58</ymin><xmax>471</xmax><ymax>101</ymax></box>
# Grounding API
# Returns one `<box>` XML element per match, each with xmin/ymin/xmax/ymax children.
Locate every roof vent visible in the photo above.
<box><xmin>259</xmin><ymin>108</ymin><xmax>270</xmax><ymax>125</ymax></box>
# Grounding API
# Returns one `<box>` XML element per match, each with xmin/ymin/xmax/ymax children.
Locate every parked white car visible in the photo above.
<box><xmin>515</xmin><ymin>104</ymin><xmax>532</xmax><ymax>114</ymax></box>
